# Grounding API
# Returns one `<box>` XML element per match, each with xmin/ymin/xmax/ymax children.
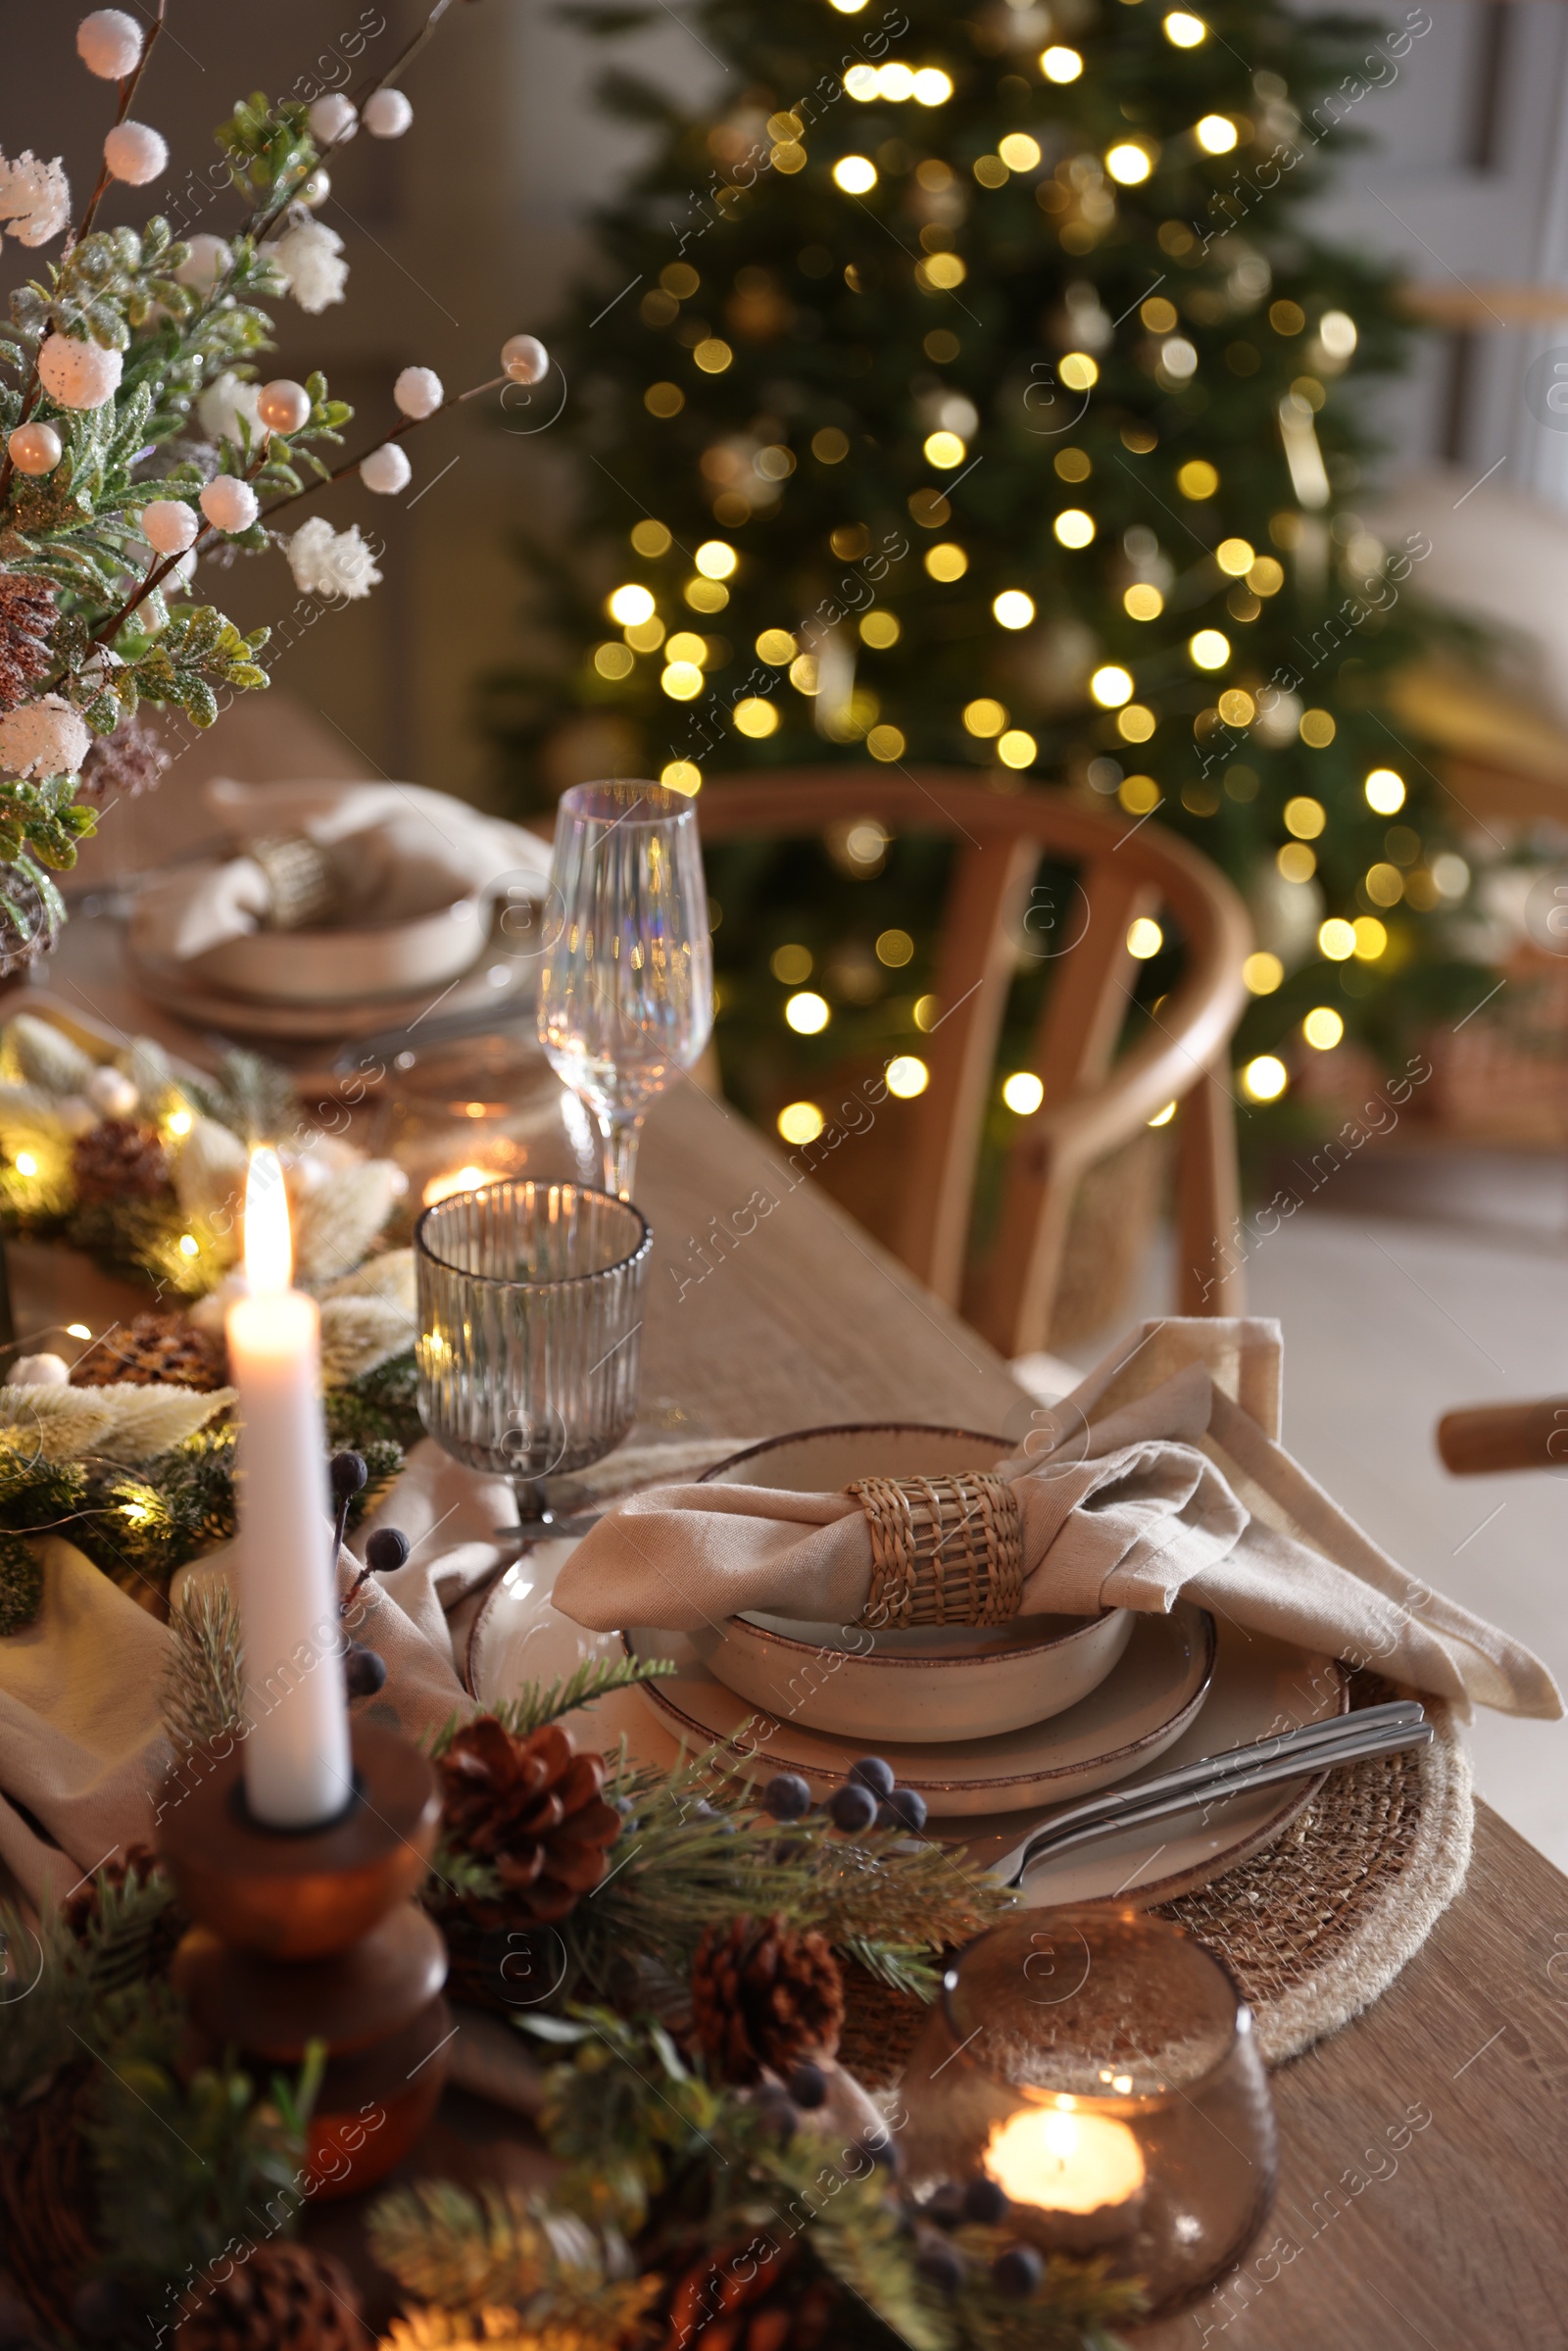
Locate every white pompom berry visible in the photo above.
<box><xmin>257</xmin><ymin>378</ymin><xmax>312</xmax><ymax>435</ymax></box>
<box><xmin>7</xmin><ymin>421</ymin><xmax>63</xmax><ymax>475</ymax></box>
<box><xmin>0</xmin><ymin>695</ymin><xmax>91</xmax><ymax>780</ymax></box>
<box><xmin>76</xmin><ymin>9</ymin><xmax>143</xmax><ymax>79</ymax></box>
<box><xmin>199</xmin><ymin>476</ymin><xmax>259</xmax><ymax>534</ymax></box>
<box><xmin>175</xmin><ymin>232</ymin><xmax>231</xmax><ymax>292</ymax></box>
<box><xmin>308</xmin><ymin>94</ymin><xmax>358</xmax><ymax>145</ymax></box>
<box><xmin>363</xmin><ymin>88</ymin><xmax>414</xmax><ymax>138</ymax></box>
<box><xmin>393</xmin><ymin>366</ymin><xmax>443</xmax><ymax>419</ymax></box>
<box><xmin>103</xmin><ymin>121</ymin><xmax>168</xmax><ymax>186</ymax></box>
<box><xmin>85</xmin><ymin>1064</ymin><xmax>139</xmax><ymax>1119</ymax></box>
<box><xmin>12</xmin><ymin>1351</ymin><xmax>71</xmax><ymax>1386</ymax></box>
<box><xmin>141</xmin><ymin>498</ymin><xmax>199</xmax><ymax>554</ymax></box>
<box><xmin>501</xmin><ymin>334</ymin><xmax>549</xmax><ymax>385</ymax></box>
<box><xmin>360</xmin><ymin>442</ymin><xmax>412</xmax><ymax>495</ymax></box>
<box><xmin>36</xmin><ymin>333</ymin><xmax>122</xmax><ymax>411</ymax></box>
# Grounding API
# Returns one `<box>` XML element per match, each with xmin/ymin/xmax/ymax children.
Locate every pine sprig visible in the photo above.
<box><xmin>368</xmin><ymin>2181</ymin><xmax>659</xmax><ymax>2342</ymax></box>
<box><xmin>551</xmin><ymin>1747</ymin><xmax>1011</xmax><ymax>2006</ymax></box>
<box><xmin>424</xmin><ymin>1654</ymin><xmax>678</xmax><ymax>1756</ymax></box>
<box><xmin>162</xmin><ymin>1578</ymin><xmax>246</xmax><ymax>1755</ymax></box>
<box><xmin>512</xmin><ymin>2011</ymin><xmax>1140</xmax><ymax>2351</ymax></box>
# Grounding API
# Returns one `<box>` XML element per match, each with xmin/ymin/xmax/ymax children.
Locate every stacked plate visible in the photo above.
<box><xmin>620</xmin><ymin>1424</ymin><xmax>1347</xmax><ymax>1906</ymax></box>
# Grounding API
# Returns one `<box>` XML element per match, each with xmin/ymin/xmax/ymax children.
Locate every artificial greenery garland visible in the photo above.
<box><xmin>0</xmin><ymin>1669</ymin><xmax>1143</xmax><ymax>2351</ymax></box>
<box><xmin>0</xmin><ymin>1010</ymin><xmax>403</xmax><ymax>1299</ymax></box>
<box><xmin>0</xmin><ymin>1346</ymin><xmax>417</xmax><ymax>1631</ymax></box>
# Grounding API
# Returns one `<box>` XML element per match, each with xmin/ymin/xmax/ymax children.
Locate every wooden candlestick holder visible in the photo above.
<box><xmin>155</xmin><ymin>1718</ymin><xmax>450</xmax><ymax>2199</ymax></box>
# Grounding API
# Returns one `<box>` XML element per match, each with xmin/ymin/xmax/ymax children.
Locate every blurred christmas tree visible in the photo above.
<box><xmin>486</xmin><ymin>0</ymin><xmax>1481</xmax><ymax>1143</ymax></box>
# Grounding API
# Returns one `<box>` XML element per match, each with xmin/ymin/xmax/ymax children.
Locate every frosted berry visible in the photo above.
<box><xmin>762</xmin><ymin>1770</ymin><xmax>811</xmax><ymax>1821</ymax></box>
<box><xmin>829</xmin><ymin>1782</ymin><xmax>878</xmax><ymax>1833</ymax></box>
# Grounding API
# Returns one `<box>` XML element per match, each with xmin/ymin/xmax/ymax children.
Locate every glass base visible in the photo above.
<box><xmin>494</xmin><ymin>1476</ymin><xmax>602</xmax><ymax>1544</ymax></box>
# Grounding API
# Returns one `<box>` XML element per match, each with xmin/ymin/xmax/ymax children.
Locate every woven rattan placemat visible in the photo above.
<box><xmin>839</xmin><ymin>1673</ymin><xmax>1473</xmax><ymax>2085</ymax></box>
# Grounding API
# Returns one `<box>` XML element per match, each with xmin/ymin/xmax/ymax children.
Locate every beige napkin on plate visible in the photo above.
<box><xmin>132</xmin><ymin>776</ymin><xmax>553</xmax><ymax>961</ymax></box>
<box><xmin>552</xmin><ymin>1318</ymin><xmax>1562</xmax><ymax>1723</ymax></box>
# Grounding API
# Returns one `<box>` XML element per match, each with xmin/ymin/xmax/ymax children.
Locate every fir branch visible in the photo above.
<box><xmin>544</xmin><ymin>1750</ymin><xmax>1012</xmax><ymax>2008</ymax></box>
<box><xmin>425</xmin><ymin>1656</ymin><xmax>677</xmax><ymax>1758</ymax></box>
<box><xmin>161</xmin><ymin>1579</ymin><xmax>245</xmax><ymax>1754</ymax></box>
<box><xmin>368</xmin><ymin>2181</ymin><xmax>658</xmax><ymax>2341</ymax></box>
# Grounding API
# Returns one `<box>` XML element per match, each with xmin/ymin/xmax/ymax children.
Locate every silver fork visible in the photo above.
<box><xmin>991</xmin><ymin>1699</ymin><xmax>1432</xmax><ymax>1887</ymax></box>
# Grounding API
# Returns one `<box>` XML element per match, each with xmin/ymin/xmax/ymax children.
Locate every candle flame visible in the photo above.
<box><xmin>983</xmin><ymin>2106</ymin><xmax>1146</xmax><ymax>2214</ymax></box>
<box><xmin>244</xmin><ymin>1147</ymin><xmax>292</xmax><ymax>1293</ymax></box>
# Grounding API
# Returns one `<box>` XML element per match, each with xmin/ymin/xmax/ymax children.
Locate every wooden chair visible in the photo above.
<box><xmin>697</xmin><ymin>771</ymin><xmax>1252</xmax><ymax>1358</ymax></box>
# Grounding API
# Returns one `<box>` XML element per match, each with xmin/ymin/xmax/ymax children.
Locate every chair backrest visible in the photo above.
<box><xmin>697</xmin><ymin>770</ymin><xmax>1251</xmax><ymax>1355</ymax></box>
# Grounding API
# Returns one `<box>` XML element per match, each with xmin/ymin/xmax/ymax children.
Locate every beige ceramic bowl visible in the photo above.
<box><xmin>130</xmin><ymin>889</ymin><xmax>486</xmax><ymax>1006</ymax></box>
<box><xmin>691</xmin><ymin>1424</ymin><xmax>1132</xmax><ymax>1742</ymax></box>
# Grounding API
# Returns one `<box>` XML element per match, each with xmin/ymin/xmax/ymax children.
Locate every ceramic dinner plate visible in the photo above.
<box><xmin>622</xmin><ymin>1603</ymin><xmax>1216</xmax><ymax>1817</ymax></box>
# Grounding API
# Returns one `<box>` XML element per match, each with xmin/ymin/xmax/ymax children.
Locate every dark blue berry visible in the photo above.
<box><xmin>788</xmin><ymin>2059</ymin><xmax>828</xmax><ymax>2110</ymax></box>
<box><xmin>851</xmin><ymin>2125</ymin><xmax>899</xmax><ymax>2173</ymax></box>
<box><xmin>365</xmin><ymin>1524</ymin><xmax>411</xmax><ymax>1573</ymax></box>
<box><xmin>877</xmin><ymin>1786</ymin><xmax>929</xmax><ymax>1834</ymax></box>
<box><xmin>924</xmin><ymin>2181</ymin><xmax>966</xmax><ymax>2228</ymax></box>
<box><xmin>344</xmin><ymin>1642</ymin><xmax>387</xmax><ymax>1698</ymax></box>
<box><xmin>992</xmin><ymin>2246</ymin><xmax>1043</xmax><ymax>2299</ymax></box>
<box><xmin>915</xmin><ymin>2239</ymin><xmax>965</xmax><ymax>2294</ymax></box>
<box><xmin>849</xmin><ymin>1754</ymin><xmax>896</xmax><ymax>1797</ymax></box>
<box><xmin>762</xmin><ymin>1771</ymin><xmax>811</xmax><ymax>1821</ymax></box>
<box><xmin>829</xmin><ymin>1782</ymin><xmax>878</xmax><ymax>1834</ymax></box>
<box><xmin>963</xmin><ymin>2176</ymin><xmax>1007</xmax><ymax>2225</ymax></box>
<box><xmin>329</xmin><ymin>1449</ymin><xmax>368</xmax><ymax>1500</ymax></box>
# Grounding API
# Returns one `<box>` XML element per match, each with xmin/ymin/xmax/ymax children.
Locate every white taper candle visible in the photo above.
<box><xmin>225</xmin><ymin>1147</ymin><xmax>352</xmax><ymax>1827</ymax></box>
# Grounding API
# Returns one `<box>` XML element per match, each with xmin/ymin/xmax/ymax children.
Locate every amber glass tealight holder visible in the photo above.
<box><xmin>900</xmin><ymin>1908</ymin><xmax>1276</xmax><ymax>2318</ymax></box>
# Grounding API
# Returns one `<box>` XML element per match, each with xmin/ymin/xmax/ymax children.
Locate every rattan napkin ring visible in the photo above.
<box><xmin>846</xmin><ymin>1471</ymin><xmax>1024</xmax><ymax>1628</ymax></box>
<box><xmin>244</xmin><ymin>832</ymin><xmax>339</xmax><ymax>930</ymax></box>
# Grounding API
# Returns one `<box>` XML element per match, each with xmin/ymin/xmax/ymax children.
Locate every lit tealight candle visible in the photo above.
<box><xmin>225</xmin><ymin>1148</ymin><xmax>352</xmax><ymax>1828</ymax></box>
<box><xmin>985</xmin><ymin>2100</ymin><xmax>1147</xmax><ymax>2246</ymax></box>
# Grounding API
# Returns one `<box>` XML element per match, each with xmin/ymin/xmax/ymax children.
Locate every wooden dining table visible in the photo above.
<box><xmin>4</xmin><ymin>909</ymin><xmax>1562</xmax><ymax>2346</ymax></box>
<box><xmin>620</xmin><ymin>1074</ymin><xmax>1568</xmax><ymax>2351</ymax></box>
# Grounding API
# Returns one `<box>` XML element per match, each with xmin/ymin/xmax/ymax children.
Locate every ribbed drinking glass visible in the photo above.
<box><xmin>415</xmin><ymin>1179</ymin><xmax>652</xmax><ymax>1534</ymax></box>
<box><xmin>536</xmin><ymin>780</ymin><xmax>713</xmax><ymax>1202</ymax></box>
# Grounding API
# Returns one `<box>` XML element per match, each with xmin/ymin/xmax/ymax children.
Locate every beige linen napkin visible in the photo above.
<box><xmin>0</xmin><ymin>1433</ymin><xmax>740</xmax><ymax>1910</ymax></box>
<box><xmin>552</xmin><ymin>1318</ymin><xmax>1561</xmax><ymax>1722</ymax></box>
<box><xmin>132</xmin><ymin>777</ymin><xmax>552</xmax><ymax>961</ymax></box>
<box><xmin>0</xmin><ymin>1444</ymin><xmax>485</xmax><ymax>1909</ymax></box>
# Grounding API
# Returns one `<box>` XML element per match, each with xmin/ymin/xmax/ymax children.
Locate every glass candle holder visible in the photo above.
<box><xmin>900</xmin><ymin>1908</ymin><xmax>1276</xmax><ymax>2318</ymax></box>
<box><xmin>414</xmin><ymin>1179</ymin><xmax>652</xmax><ymax>1534</ymax></box>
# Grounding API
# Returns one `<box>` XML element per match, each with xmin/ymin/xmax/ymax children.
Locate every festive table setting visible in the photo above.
<box><xmin>4</xmin><ymin>8</ymin><xmax>1568</xmax><ymax>2351</ymax></box>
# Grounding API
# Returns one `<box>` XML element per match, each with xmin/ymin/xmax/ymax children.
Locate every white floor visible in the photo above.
<box><xmin>1052</xmin><ymin>1152</ymin><xmax>1568</xmax><ymax>1875</ymax></box>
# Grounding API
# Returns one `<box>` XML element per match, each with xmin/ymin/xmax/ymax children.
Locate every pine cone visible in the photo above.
<box><xmin>71</xmin><ymin>1309</ymin><xmax>225</xmax><ymax>1390</ymax></box>
<box><xmin>656</xmin><ymin>2239</ymin><xmax>837</xmax><ymax>2351</ymax></box>
<box><xmin>690</xmin><ymin>1915</ymin><xmax>845</xmax><ymax>2085</ymax></box>
<box><xmin>436</xmin><ymin>1717</ymin><xmax>622</xmax><ymax>1925</ymax></box>
<box><xmin>174</xmin><ymin>2242</ymin><xmax>368</xmax><ymax>2350</ymax></box>
<box><xmin>77</xmin><ymin>713</ymin><xmax>172</xmax><ymax>804</ymax></box>
<box><xmin>0</xmin><ymin>573</ymin><xmax>56</xmax><ymax>714</ymax></box>
<box><xmin>71</xmin><ymin>1117</ymin><xmax>170</xmax><ymax>1203</ymax></box>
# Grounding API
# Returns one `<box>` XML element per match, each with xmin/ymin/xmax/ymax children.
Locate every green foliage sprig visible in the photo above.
<box><xmin>0</xmin><ymin>1871</ymin><xmax>316</xmax><ymax>2293</ymax></box>
<box><xmin>430</xmin><ymin>1719</ymin><xmax>1012</xmax><ymax>2010</ymax></box>
<box><xmin>391</xmin><ymin>2009</ymin><xmax>1143</xmax><ymax>2351</ymax></box>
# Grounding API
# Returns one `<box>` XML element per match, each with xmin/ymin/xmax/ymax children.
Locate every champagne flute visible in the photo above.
<box><xmin>536</xmin><ymin>780</ymin><xmax>713</xmax><ymax>1201</ymax></box>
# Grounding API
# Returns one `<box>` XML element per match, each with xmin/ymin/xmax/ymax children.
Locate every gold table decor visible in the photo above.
<box><xmin>848</xmin><ymin>1469</ymin><xmax>1024</xmax><ymax>1626</ymax></box>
